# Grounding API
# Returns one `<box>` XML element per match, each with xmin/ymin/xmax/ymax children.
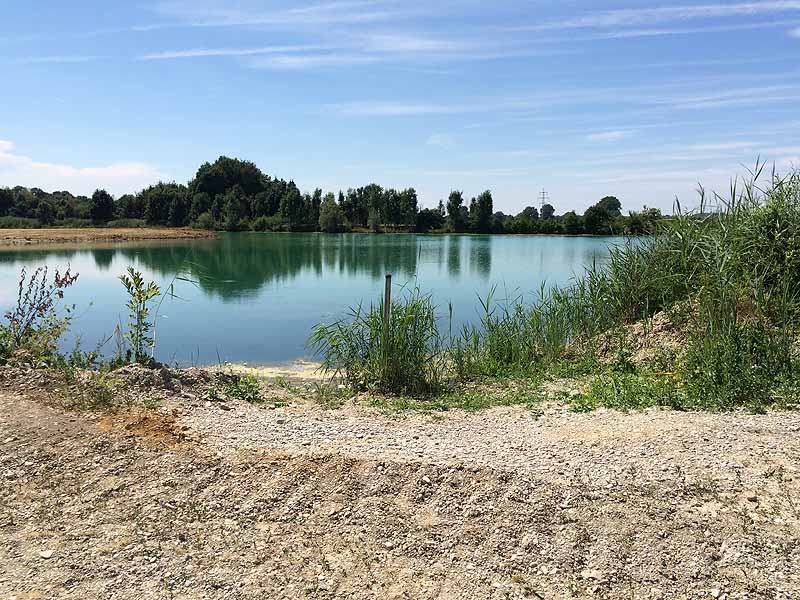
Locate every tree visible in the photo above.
<box><xmin>190</xmin><ymin>192</ymin><xmax>212</xmax><ymax>222</ymax></box>
<box><xmin>318</xmin><ymin>193</ymin><xmax>348</xmax><ymax>232</ymax></box>
<box><xmin>597</xmin><ymin>196</ymin><xmax>622</xmax><ymax>217</ymax></box>
<box><xmin>562</xmin><ymin>211</ymin><xmax>582</xmax><ymax>234</ymax></box>
<box><xmin>447</xmin><ymin>190</ymin><xmax>467</xmax><ymax>232</ymax></box>
<box><xmin>36</xmin><ymin>200</ymin><xmax>55</xmax><ymax>225</ymax></box>
<box><xmin>89</xmin><ymin>189</ymin><xmax>115</xmax><ymax>223</ymax></box>
<box><xmin>0</xmin><ymin>188</ymin><xmax>14</xmax><ymax>216</ymax></box>
<box><xmin>541</xmin><ymin>203</ymin><xmax>555</xmax><ymax>220</ymax></box>
<box><xmin>279</xmin><ymin>184</ymin><xmax>304</xmax><ymax>229</ymax></box>
<box><xmin>368</xmin><ymin>207</ymin><xmax>382</xmax><ymax>233</ymax></box>
<box><xmin>470</xmin><ymin>190</ymin><xmax>493</xmax><ymax>233</ymax></box>
<box><xmin>583</xmin><ymin>205</ymin><xmax>612</xmax><ymax>234</ymax></box>
<box><xmin>415</xmin><ymin>208</ymin><xmax>445</xmax><ymax>232</ymax></box>
<box><xmin>223</xmin><ymin>187</ymin><xmax>248</xmax><ymax>231</ymax></box>
<box><xmin>519</xmin><ymin>206</ymin><xmax>539</xmax><ymax>220</ymax></box>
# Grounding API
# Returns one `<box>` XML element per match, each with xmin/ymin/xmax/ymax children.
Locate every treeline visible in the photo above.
<box><xmin>0</xmin><ymin>156</ymin><xmax>662</xmax><ymax>235</ymax></box>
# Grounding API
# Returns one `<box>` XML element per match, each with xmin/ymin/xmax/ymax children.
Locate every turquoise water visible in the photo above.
<box><xmin>0</xmin><ymin>233</ymin><xmax>618</xmax><ymax>365</ymax></box>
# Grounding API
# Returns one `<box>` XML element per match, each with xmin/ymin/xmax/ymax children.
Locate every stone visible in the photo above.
<box><xmin>39</xmin><ymin>550</ymin><xmax>54</xmax><ymax>559</ymax></box>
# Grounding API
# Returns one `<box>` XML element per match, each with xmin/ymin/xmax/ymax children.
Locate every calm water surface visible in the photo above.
<box><xmin>0</xmin><ymin>233</ymin><xmax>618</xmax><ymax>365</ymax></box>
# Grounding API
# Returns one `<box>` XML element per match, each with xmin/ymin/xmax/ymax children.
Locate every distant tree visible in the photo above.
<box><xmin>470</xmin><ymin>190</ymin><xmax>493</xmax><ymax>233</ymax></box>
<box><xmin>36</xmin><ymin>200</ymin><xmax>55</xmax><ymax>225</ymax></box>
<box><xmin>583</xmin><ymin>205</ymin><xmax>612</xmax><ymax>234</ymax></box>
<box><xmin>519</xmin><ymin>206</ymin><xmax>539</xmax><ymax>220</ymax></box>
<box><xmin>597</xmin><ymin>196</ymin><xmax>622</xmax><ymax>217</ymax></box>
<box><xmin>190</xmin><ymin>192</ymin><xmax>212</xmax><ymax>222</ymax></box>
<box><xmin>541</xmin><ymin>203</ymin><xmax>555</xmax><ymax>220</ymax></box>
<box><xmin>447</xmin><ymin>190</ymin><xmax>467</xmax><ymax>232</ymax></box>
<box><xmin>562</xmin><ymin>211</ymin><xmax>582</xmax><ymax>234</ymax></box>
<box><xmin>223</xmin><ymin>187</ymin><xmax>248</xmax><ymax>231</ymax></box>
<box><xmin>415</xmin><ymin>207</ymin><xmax>445</xmax><ymax>232</ymax></box>
<box><xmin>0</xmin><ymin>188</ymin><xmax>14</xmax><ymax>216</ymax></box>
<box><xmin>89</xmin><ymin>189</ymin><xmax>115</xmax><ymax>223</ymax></box>
<box><xmin>398</xmin><ymin>188</ymin><xmax>418</xmax><ymax>225</ymax></box>
<box><xmin>626</xmin><ymin>207</ymin><xmax>662</xmax><ymax>234</ymax></box>
<box><xmin>368</xmin><ymin>207</ymin><xmax>382</xmax><ymax>233</ymax></box>
<box><xmin>318</xmin><ymin>193</ymin><xmax>348</xmax><ymax>232</ymax></box>
<box><xmin>279</xmin><ymin>184</ymin><xmax>305</xmax><ymax>229</ymax></box>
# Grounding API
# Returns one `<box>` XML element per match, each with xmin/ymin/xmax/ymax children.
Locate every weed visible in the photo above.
<box><xmin>224</xmin><ymin>375</ymin><xmax>262</xmax><ymax>404</ymax></box>
<box><xmin>119</xmin><ymin>267</ymin><xmax>161</xmax><ymax>364</ymax></box>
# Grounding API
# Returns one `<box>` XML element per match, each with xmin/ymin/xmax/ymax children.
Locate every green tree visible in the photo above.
<box><xmin>447</xmin><ymin>190</ymin><xmax>467</xmax><ymax>232</ymax></box>
<box><xmin>36</xmin><ymin>200</ymin><xmax>55</xmax><ymax>225</ymax></box>
<box><xmin>279</xmin><ymin>184</ymin><xmax>305</xmax><ymax>229</ymax></box>
<box><xmin>597</xmin><ymin>196</ymin><xmax>622</xmax><ymax>217</ymax></box>
<box><xmin>89</xmin><ymin>189</ymin><xmax>115</xmax><ymax>223</ymax></box>
<box><xmin>319</xmin><ymin>193</ymin><xmax>349</xmax><ymax>232</ymax></box>
<box><xmin>541</xmin><ymin>203</ymin><xmax>555</xmax><ymax>220</ymax></box>
<box><xmin>470</xmin><ymin>190</ymin><xmax>493</xmax><ymax>233</ymax></box>
<box><xmin>562</xmin><ymin>211</ymin><xmax>582</xmax><ymax>234</ymax></box>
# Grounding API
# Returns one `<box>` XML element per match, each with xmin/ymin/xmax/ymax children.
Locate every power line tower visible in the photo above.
<box><xmin>538</xmin><ymin>189</ymin><xmax>550</xmax><ymax>212</ymax></box>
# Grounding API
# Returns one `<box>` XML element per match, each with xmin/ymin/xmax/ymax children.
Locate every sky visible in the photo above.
<box><xmin>1</xmin><ymin>1</ymin><xmax>799</xmax><ymax>215</ymax></box>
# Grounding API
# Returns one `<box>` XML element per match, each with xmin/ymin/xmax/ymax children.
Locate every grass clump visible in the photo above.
<box><xmin>224</xmin><ymin>374</ymin><xmax>262</xmax><ymax>403</ymax></box>
<box><xmin>308</xmin><ymin>287</ymin><xmax>449</xmax><ymax>396</ymax></box>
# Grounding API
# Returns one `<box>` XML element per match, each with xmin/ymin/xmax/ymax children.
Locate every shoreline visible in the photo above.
<box><xmin>0</xmin><ymin>227</ymin><xmax>217</xmax><ymax>247</ymax></box>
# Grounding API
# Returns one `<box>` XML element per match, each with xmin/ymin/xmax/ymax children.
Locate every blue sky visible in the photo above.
<box><xmin>1</xmin><ymin>1</ymin><xmax>799</xmax><ymax>214</ymax></box>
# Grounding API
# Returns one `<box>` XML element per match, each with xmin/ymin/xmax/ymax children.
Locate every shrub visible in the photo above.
<box><xmin>0</xmin><ymin>216</ymin><xmax>40</xmax><ymax>228</ymax></box>
<box><xmin>191</xmin><ymin>211</ymin><xmax>216</xmax><ymax>230</ymax></box>
<box><xmin>0</xmin><ymin>266</ymin><xmax>79</xmax><ymax>363</ymax></box>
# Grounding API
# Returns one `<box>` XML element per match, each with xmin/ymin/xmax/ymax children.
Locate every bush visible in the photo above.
<box><xmin>251</xmin><ymin>215</ymin><xmax>284</xmax><ymax>232</ymax></box>
<box><xmin>191</xmin><ymin>211</ymin><xmax>216</xmax><ymax>230</ymax></box>
<box><xmin>0</xmin><ymin>266</ymin><xmax>79</xmax><ymax>364</ymax></box>
<box><xmin>0</xmin><ymin>216</ymin><xmax>40</xmax><ymax>228</ymax></box>
<box><xmin>105</xmin><ymin>219</ymin><xmax>147</xmax><ymax>228</ymax></box>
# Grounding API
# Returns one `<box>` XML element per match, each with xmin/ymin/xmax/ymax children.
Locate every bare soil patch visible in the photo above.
<box><xmin>1</xmin><ymin>366</ymin><xmax>799</xmax><ymax>599</ymax></box>
<box><xmin>0</xmin><ymin>227</ymin><xmax>215</xmax><ymax>247</ymax></box>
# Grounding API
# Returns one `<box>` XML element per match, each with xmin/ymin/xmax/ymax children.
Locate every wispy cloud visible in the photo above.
<box><xmin>791</xmin><ymin>25</ymin><xmax>800</xmax><ymax>35</ymax></box>
<box><xmin>0</xmin><ymin>139</ymin><xmax>162</xmax><ymax>196</ymax></box>
<box><xmin>325</xmin><ymin>101</ymin><xmax>463</xmax><ymax>116</ymax></box>
<box><xmin>585</xmin><ymin>130</ymin><xmax>634</xmax><ymax>142</ymax></box>
<box><xmin>139</xmin><ymin>45</ymin><xmax>329</xmax><ymax>60</ymax></box>
<box><xmin>154</xmin><ymin>0</ymin><xmax>418</xmax><ymax>27</ymax></box>
<box><xmin>536</xmin><ymin>2</ymin><xmax>800</xmax><ymax>30</ymax></box>
<box><xmin>13</xmin><ymin>55</ymin><xmax>101</xmax><ymax>64</ymax></box>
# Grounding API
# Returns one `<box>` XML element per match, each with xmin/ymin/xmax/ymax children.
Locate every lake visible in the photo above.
<box><xmin>0</xmin><ymin>233</ymin><xmax>619</xmax><ymax>365</ymax></box>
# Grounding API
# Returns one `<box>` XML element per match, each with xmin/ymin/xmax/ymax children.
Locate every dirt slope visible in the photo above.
<box><xmin>1</xmin><ymin>390</ymin><xmax>799</xmax><ymax>599</ymax></box>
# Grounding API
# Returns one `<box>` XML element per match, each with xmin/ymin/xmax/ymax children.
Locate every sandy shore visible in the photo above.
<box><xmin>0</xmin><ymin>227</ymin><xmax>216</xmax><ymax>247</ymax></box>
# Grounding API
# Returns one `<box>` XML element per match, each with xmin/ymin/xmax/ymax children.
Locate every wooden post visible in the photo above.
<box><xmin>383</xmin><ymin>273</ymin><xmax>392</xmax><ymax>333</ymax></box>
<box><xmin>382</xmin><ymin>274</ymin><xmax>392</xmax><ymax>374</ymax></box>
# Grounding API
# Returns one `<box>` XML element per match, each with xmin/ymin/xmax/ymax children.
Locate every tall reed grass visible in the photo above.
<box><xmin>310</xmin><ymin>164</ymin><xmax>800</xmax><ymax>409</ymax></box>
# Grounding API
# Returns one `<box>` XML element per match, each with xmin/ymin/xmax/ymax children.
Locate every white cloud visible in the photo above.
<box><xmin>585</xmin><ymin>130</ymin><xmax>634</xmax><ymax>142</ymax></box>
<box><xmin>325</xmin><ymin>101</ymin><xmax>463</xmax><ymax>116</ymax></box>
<box><xmin>250</xmin><ymin>53</ymin><xmax>380</xmax><ymax>69</ymax></box>
<box><xmin>0</xmin><ymin>141</ymin><xmax>162</xmax><ymax>196</ymax></box>
<box><xmin>15</xmin><ymin>55</ymin><xmax>100</xmax><ymax>64</ymax></box>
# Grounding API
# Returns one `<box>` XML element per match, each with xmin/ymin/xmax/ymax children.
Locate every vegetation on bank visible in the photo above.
<box><xmin>311</xmin><ymin>164</ymin><xmax>800</xmax><ymax>412</ymax></box>
<box><xmin>1</xmin><ymin>156</ymin><xmax>660</xmax><ymax>235</ymax></box>
<box><xmin>3</xmin><ymin>163</ymin><xmax>798</xmax><ymax>414</ymax></box>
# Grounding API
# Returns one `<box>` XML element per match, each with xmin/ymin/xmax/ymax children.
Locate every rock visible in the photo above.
<box><xmin>710</xmin><ymin>589</ymin><xmax>721</xmax><ymax>598</ymax></box>
<box><xmin>38</xmin><ymin>550</ymin><xmax>54</xmax><ymax>559</ymax></box>
<box><xmin>745</xmin><ymin>492</ymin><xmax>757</xmax><ymax>503</ymax></box>
<box><xmin>580</xmin><ymin>569</ymin><xmax>604</xmax><ymax>581</ymax></box>
<box><xmin>422</xmin><ymin>476</ymin><xmax>432</xmax><ymax>485</ymax></box>
<box><xmin>383</xmin><ymin>541</ymin><xmax>395</xmax><ymax>549</ymax></box>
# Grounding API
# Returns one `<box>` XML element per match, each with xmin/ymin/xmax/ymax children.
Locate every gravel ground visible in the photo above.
<box><xmin>2</xmin><ymin>370</ymin><xmax>800</xmax><ymax>599</ymax></box>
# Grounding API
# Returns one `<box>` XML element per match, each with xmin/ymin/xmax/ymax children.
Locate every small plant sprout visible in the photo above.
<box><xmin>119</xmin><ymin>267</ymin><xmax>161</xmax><ymax>364</ymax></box>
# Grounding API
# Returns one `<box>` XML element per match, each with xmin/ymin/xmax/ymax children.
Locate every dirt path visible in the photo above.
<box><xmin>1</xmin><ymin>390</ymin><xmax>800</xmax><ymax>599</ymax></box>
<box><xmin>0</xmin><ymin>227</ymin><xmax>215</xmax><ymax>247</ymax></box>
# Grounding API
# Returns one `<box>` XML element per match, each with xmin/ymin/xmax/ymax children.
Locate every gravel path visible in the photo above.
<box><xmin>2</xmin><ymin>388</ymin><xmax>800</xmax><ymax>599</ymax></box>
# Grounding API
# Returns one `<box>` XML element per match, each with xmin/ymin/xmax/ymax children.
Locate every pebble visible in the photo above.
<box><xmin>38</xmin><ymin>550</ymin><xmax>54</xmax><ymax>560</ymax></box>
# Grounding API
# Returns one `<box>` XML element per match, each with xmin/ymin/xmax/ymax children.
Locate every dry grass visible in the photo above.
<box><xmin>0</xmin><ymin>227</ymin><xmax>215</xmax><ymax>247</ymax></box>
